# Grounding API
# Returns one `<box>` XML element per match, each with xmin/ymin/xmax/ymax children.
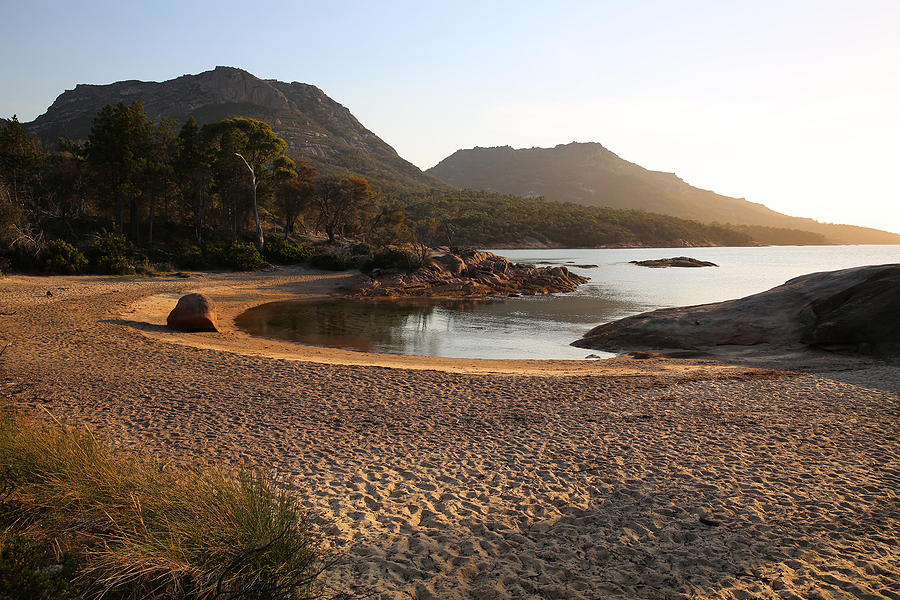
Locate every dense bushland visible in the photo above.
<box><xmin>1</xmin><ymin>106</ymin><xmax>831</xmax><ymax>278</ymax></box>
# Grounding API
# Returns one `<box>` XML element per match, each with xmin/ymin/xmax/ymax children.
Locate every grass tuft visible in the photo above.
<box><xmin>0</xmin><ymin>409</ymin><xmax>338</xmax><ymax>599</ymax></box>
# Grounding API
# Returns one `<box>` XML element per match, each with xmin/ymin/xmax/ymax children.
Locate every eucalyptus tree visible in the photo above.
<box><xmin>41</xmin><ymin>144</ymin><xmax>96</xmax><ymax>236</ymax></box>
<box><xmin>273</xmin><ymin>159</ymin><xmax>316</xmax><ymax>236</ymax></box>
<box><xmin>201</xmin><ymin>118</ymin><xmax>287</xmax><ymax>250</ymax></box>
<box><xmin>366</xmin><ymin>196</ymin><xmax>407</xmax><ymax>248</ymax></box>
<box><xmin>313</xmin><ymin>175</ymin><xmax>377</xmax><ymax>244</ymax></box>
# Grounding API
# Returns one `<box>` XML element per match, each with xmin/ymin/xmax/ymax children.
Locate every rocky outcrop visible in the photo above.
<box><xmin>166</xmin><ymin>293</ymin><xmax>219</xmax><ymax>332</ymax></box>
<box><xmin>630</xmin><ymin>257</ymin><xmax>718</xmax><ymax>268</ymax></box>
<box><xmin>572</xmin><ymin>264</ymin><xmax>900</xmax><ymax>357</ymax></box>
<box><xmin>339</xmin><ymin>251</ymin><xmax>589</xmax><ymax>298</ymax></box>
<box><xmin>799</xmin><ymin>266</ymin><xmax>900</xmax><ymax>355</ymax></box>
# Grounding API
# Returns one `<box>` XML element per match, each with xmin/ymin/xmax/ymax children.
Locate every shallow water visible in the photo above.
<box><xmin>236</xmin><ymin>245</ymin><xmax>900</xmax><ymax>360</ymax></box>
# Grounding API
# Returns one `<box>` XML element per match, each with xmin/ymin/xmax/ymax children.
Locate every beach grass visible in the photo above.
<box><xmin>0</xmin><ymin>407</ymin><xmax>336</xmax><ymax>599</ymax></box>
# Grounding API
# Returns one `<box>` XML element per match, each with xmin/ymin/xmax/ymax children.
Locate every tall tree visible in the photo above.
<box><xmin>143</xmin><ymin>118</ymin><xmax>179</xmax><ymax>243</ymax></box>
<box><xmin>273</xmin><ymin>160</ymin><xmax>316</xmax><ymax>236</ymax></box>
<box><xmin>86</xmin><ymin>101</ymin><xmax>153</xmax><ymax>243</ymax></box>
<box><xmin>0</xmin><ymin>116</ymin><xmax>45</xmax><ymax>249</ymax></box>
<box><xmin>0</xmin><ymin>116</ymin><xmax>45</xmax><ymax>208</ymax></box>
<box><xmin>172</xmin><ymin>117</ymin><xmax>211</xmax><ymax>242</ymax></box>
<box><xmin>41</xmin><ymin>145</ymin><xmax>95</xmax><ymax>238</ymax></box>
<box><xmin>202</xmin><ymin>118</ymin><xmax>287</xmax><ymax>250</ymax></box>
<box><xmin>313</xmin><ymin>175</ymin><xmax>377</xmax><ymax>244</ymax></box>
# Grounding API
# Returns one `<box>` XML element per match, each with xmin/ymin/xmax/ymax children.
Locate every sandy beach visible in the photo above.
<box><xmin>1</xmin><ymin>267</ymin><xmax>898</xmax><ymax>600</ymax></box>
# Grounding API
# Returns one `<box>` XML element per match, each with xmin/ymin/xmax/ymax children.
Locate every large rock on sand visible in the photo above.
<box><xmin>572</xmin><ymin>264</ymin><xmax>900</xmax><ymax>357</ymax></box>
<box><xmin>166</xmin><ymin>293</ymin><xmax>219</xmax><ymax>332</ymax></box>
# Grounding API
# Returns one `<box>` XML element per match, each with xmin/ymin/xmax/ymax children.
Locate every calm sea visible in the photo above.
<box><xmin>235</xmin><ymin>245</ymin><xmax>900</xmax><ymax>360</ymax></box>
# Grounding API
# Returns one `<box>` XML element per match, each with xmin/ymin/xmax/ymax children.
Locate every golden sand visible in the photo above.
<box><xmin>1</xmin><ymin>267</ymin><xmax>898</xmax><ymax>599</ymax></box>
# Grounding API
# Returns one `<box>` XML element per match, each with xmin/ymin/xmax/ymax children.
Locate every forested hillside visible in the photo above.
<box><xmin>428</xmin><ymin>143</ymin><xmax>900</xmax><ymax>245</ymax></box>
<box><xmin>399</xmin><ymin>189</ymin><xmax>755</xmax><ymax>248</ymax></box>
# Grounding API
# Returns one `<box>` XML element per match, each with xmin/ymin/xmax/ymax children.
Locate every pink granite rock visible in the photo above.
<box><xmin>166</xmin><ymin>293</ymin><xmax>219</xmax><ymax>332</ymax></box>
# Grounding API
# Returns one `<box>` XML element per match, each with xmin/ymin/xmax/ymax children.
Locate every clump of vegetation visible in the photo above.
<box><xmin>308</xmin><ymin>250</ymin><xmax>353</xmax><ymax>272</ymax></box>
<box><xmin>87</xmin><ymin>229</ymin><xmax>135</xmax><ymax>275</ymax></box>
<box><xmin>359</xmin><ymin>247</ymin><xmax>414</xmax><ymax>273</ymax></box>
<box><xmin>174</xmin><ymin>241</ymin><xmax>224</xmax><ymax>271</ymax></box>
<box><xmin>0</xmin><ymin>410</ymin><xmax>334</xmax><ymax>599</ymax></box>
<box><xmin>0</xmin><ymin>533</ymin><xmax>80</xmax><ymax>599</ymax></box>
<box><xmin>174</xmin><ymin>244</ymin><xmax>208</xmax><ymax>270</ymax></box>
<box><xmin>41</xmin><ymin>239</ymin><xmax>87</xmax><ymax>275</ymax></box>
<box><xmin>262</xmin><ymin>235</ymin><xmax>314</xmax><ymax>265</ymax></box>
<box><xmin>222</xmin><ymin>242</ymin><xmax>268</xmax><ymax>271</ymax></box>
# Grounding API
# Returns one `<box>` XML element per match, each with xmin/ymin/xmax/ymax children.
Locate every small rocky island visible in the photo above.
<box><xmin>630</xmin><ymin>257</ymin><xmax>718</xmax><ymax>268</ymax></box>
<box><xmin>339</xmin><ymin>251</ymin><xmax>589</xmax><ymax>298</ymax></box>
<box><xmin>573</xmin><ymin>263</ymin><xmax>900</xmax><ymax>357</ymax></box>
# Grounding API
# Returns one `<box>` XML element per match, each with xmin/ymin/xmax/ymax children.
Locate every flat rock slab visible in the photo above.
<box><xmin>574</xmin><ymin>263</ymin><xmax>900</xmax><ymax>357</ymax></box>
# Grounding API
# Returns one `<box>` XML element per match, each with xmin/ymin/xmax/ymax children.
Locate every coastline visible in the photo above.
<box><xmin>1</xmin><ymin>267</ymin><xmax>898</xmax><ymax>599</ymax></box>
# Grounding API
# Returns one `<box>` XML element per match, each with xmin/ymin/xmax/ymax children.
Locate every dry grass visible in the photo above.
<box><xmin>0</xmin><ymin>409</ymin><xmax>339</xmax><ymax>599</ymax></box>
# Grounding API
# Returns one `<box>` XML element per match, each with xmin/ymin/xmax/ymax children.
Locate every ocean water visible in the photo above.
<box><xmin>235</xmin><ymin>245</ymin><xmax>900</xmax><ymax>360</ymax></box>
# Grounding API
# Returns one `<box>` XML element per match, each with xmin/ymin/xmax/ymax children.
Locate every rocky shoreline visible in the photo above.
<box><xmin>573</xmin><ymin>263</ymin><xmax>900</xmax><ymax>360</ymax></box>
<box><xmin>338</xmin><ymin>250</ymin><xmax>589</xmax><ymax>298</ymax></box>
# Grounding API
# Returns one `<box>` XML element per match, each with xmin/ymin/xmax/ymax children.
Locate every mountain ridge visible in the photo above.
<box><xmin>427</xmin><ymin>143</ymin><xmax>900</xmax><ymax>244</ymax></box>
<box><xmin>25</xmin><ymin>66</ymin><xmax>447</xmax><ymax>193</ymax></box>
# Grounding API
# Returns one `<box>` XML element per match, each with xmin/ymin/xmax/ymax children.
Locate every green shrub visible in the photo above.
<box><xmin>41</xmin><ymin>240</ymin><xmax>88</xmax><ymax>275</ymax></box>
<box><xmin>223</xmin><ymin>243</ymin><xmax>267</xmax><ymax>271</ymax></box>
<box><xmin>144</xmin><ymin>247</ymin><xmax>173</xmax><ymax>265</ymax></box>
<box><xmin>0</xmin><ymin>534</ymin><xmax>80</xmax><ymax>599</ymax></box>
<box><xmin>308</xmin><ymin>252</ymin><xmax>353</xmax><ymax>271</ymax></box>
<box><xmin>175</xmin><ymin>244</ymin><xmax>209</xmax><ymax>270</ymax></box>
<box><xmin>0</xmin><ymin>412</ymin><xmax>331</xmax><ymax>599</ymax></box>
<box><xmin>350</xmin><ymin>242</ymin><xmax>374</xmax><ymax>256</ymax></box>
<box><xmin>262</xmin><ymin>235</ymin><xmax>315</xmax><ymax>265</ymax></box>
<box><xmin>88</xmin><ymin>230</ymin><xmax>134</xmax><ymax>275</ymax></box>
<box><xmin>359</xmin><ymin>247</ymin><xmax>414</xmax><ymax>273</ymax></box>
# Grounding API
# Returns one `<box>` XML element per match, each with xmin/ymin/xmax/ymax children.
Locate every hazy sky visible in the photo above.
<box><xmin>3</xmin><ymin>0</ymin><xmax>899</xmax><ymax>234</ymax></box>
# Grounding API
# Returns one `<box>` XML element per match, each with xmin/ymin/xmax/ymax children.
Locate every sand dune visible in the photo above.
<box><xmin>1</xmin><ymin>267</ymin><xmax>898</xmax><ymax>599</ymax></box>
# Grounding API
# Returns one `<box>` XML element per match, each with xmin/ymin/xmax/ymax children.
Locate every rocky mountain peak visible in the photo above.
<box><xmin>29</xmin><ymin>67</ymin><xmax>297</xmax><ymax>138</ymax></box>
<box><xmin>22</xmin><ymin>68</ymin><xmax>446</xmax><ymax>192</ymax></box>
<box><xmin>190</xmin><ymin>66</ymin><xmax>292</xmax><ymax>111</ymax></box>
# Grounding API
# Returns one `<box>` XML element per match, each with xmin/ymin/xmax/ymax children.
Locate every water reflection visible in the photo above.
<box><xmin>235</xmin><ymin>298</ymin><xmax>502</xmax><ymax>355</ymax></box>
<box><xmin>234</xmin><ymin>296</ymin><xmax>617</xmax><ymax>360</ymax></box>
<box><xmin>235</xmin><ymin>246</ymin><xmax>900</xmax><ymax>360</ymax></box>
